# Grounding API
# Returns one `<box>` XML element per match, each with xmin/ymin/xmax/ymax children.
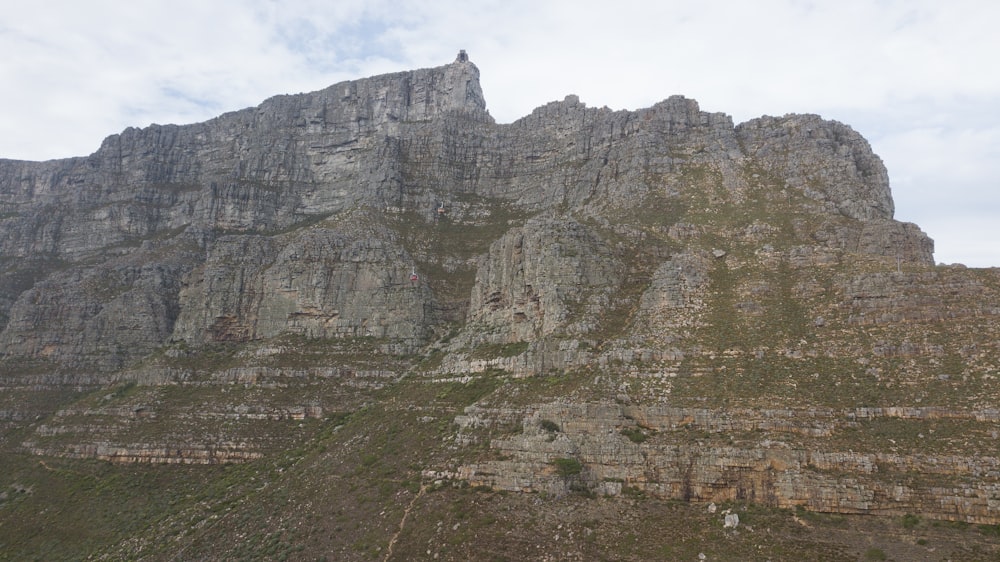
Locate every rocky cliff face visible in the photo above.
<box><xmin>2</xmin><ymin>53</ymin><xmax>998</xmax><ymax>545</ymax></box>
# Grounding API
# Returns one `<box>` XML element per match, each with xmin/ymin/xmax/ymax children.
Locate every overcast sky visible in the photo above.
<box><xmin>2</xmin><ymin>0</ymin><xmax>997</xmax><ymax>266</ymax></box>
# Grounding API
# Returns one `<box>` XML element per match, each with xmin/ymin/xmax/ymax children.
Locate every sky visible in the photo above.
<box><xmin>2</xmin><ymin>0</ymin><xmax>998</xmax><ymax>267</ymax></box>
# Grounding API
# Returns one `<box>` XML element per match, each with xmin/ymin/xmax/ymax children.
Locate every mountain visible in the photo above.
<box><xmin>1</xmin><ymin>52</ymin><xmax>998</xmax><ymax>560</ymax></box>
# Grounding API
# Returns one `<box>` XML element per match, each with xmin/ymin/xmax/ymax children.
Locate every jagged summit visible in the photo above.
<box><xmin>2</xmin><ymin>55</ymin><xmax>999</xmax><ymax>560</ymax></box>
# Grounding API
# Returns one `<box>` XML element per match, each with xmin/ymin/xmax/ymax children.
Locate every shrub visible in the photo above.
<box><xmin>551</xmin><ymin>457</ymin><xmax>583</xmax><ymax>477</ymax></box>
<box><xmin>978</xmin><ymin>524</ymin><xmax>1000</xmax><ymax>537</ymax></box>
<box><xmin>540</xmin><ymin>419</ymin><xmax>560</xmax><ymax>432</ymax></box>
<box><xmin>620</xmin><ymin>427</ymin><xmax>647</xmax><ymax>443</ymax></box>
<box><xmin>864</xmin><ymin>548</ymin><xmax>887</xmax><ymax>561</ymax></box>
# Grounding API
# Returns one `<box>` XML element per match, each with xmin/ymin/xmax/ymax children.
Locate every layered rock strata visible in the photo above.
<box><xmin>454</xmin><ymin>402</ymin><xmax>1000</xmax><ymax>523</ymax></box>
<box><xmin>2</xmin><ymin>53</ymin><xmax>996</xmax><ymax>527</ymax></box>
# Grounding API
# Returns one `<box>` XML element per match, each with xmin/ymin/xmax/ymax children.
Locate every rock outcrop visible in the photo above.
<box><xmin>455</xmin><ymin>402</ymin><xmax>1000</xmax><ymax>523</ymax></box>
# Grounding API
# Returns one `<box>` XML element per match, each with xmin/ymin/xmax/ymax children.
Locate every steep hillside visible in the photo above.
<box><xmin>1</xmin><ymin>52</ymin><xmax>999</xmax><ymax>560</ymax></box>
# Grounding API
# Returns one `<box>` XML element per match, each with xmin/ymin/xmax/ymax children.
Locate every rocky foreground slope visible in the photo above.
<box><xmin>1</xmin><ymin>53</ymin><xmax>999</xmax><ymax>560</ymax></box>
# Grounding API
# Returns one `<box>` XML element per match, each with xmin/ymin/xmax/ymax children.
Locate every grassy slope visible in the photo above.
<box><xmin>4</xmin><ymin>371</ymin><xmax>1000</xmax><ymax>561</ymax></box>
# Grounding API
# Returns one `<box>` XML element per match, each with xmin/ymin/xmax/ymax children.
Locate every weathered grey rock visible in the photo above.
<box><xmin>735</xmin><ymin>114</ymin><xmax>894</xmax><ymax>221</ymax></box>
<box><xmin>0</xmin><ymin>240</ymin><xmax>197</xmax><ymax>368</ymax></box>
<box><xmin>173</xmin><ymin>210</ymin><xmax>436</xmax><ymax>347</ymax></box>
<box><xmin>0</xmin><ymin>54</ymin><xmax>936</xmax><ymax>366</ymax></box>
<box><xmin>3</xmin><ymin>54</ymin><xmax>998</xmax><ymax>530</ymax></box>
<box><xmin>724</xmin><ymin>513</ymin><xmax>740</xmax><ymax>528</ymax></box>
<box><xmin>0</xmin><ymin>56</ymin><xmax>487</xmax><ymax>257</ymax></box>
<box><xmin>456</xmin><ymin>401</ymin><xmax>1000</xmax><ymax>523</ymax></box>
<box><xmin>634</xmin><ymin>251</ymin><xmax>712</xmax><ymax>338</ymax></box>
<box><xmin>465</xmin><ymin>216</ymin><xmax>622</xmax><ymax>343</ymax></box>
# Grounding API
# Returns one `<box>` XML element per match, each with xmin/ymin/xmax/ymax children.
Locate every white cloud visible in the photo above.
<box><xmin>1</xmin><ymin>0</ymin><xmax>998</xmax><ymax>266</ymax></box>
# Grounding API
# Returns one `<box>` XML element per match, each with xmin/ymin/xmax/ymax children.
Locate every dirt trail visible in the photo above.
<box><xmin>383</xmin><ymin>484</ymin><xmax>427</xmax><ymax>562</ymax></box>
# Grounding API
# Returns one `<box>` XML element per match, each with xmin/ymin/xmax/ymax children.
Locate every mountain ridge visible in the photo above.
<box><xmin>1</xmin><ymin>53</ymin><xmax>998</xmax><ymax>560</ymax></box>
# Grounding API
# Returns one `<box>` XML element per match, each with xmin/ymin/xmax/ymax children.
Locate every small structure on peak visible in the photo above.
<box><xmin>456</xmin><ymin>49</ymin><xmax>468</xmax><ymax>62</ymax></box>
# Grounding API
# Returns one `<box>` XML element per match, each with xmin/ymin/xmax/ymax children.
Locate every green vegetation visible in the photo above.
<box><xmin>979</xmin><ymin>524</ymin><xmax>1000</xmax><ymax>537</ymax></box>
<box><xmin>864</xmin><ymin>547</ymin><xmax>887</xmax><ymax>560</ymax></box>
<box><xmin>620</xmin><ymin>427</ymin><xmax>648</xmax><ymax>444</ymax></box>
<box><xmin>551</xmin><ymin>457</ymin><xmax>583</xmax><ymax>478</ymax></box>
<box><xmin>902</xmin><ymin>513</ymin><xmax>921</xmax><ymax>529</ymax></box>
<box><xmin>470</xmin><ymin>341</ymin><xmax>529</xmax><ymax>360</ymax></box>
<box><xmin>865</xmin><ymin>547</ymin><xmax>889</xmax><ymax>560</ymax></box>
<box><xmin>386</xmin><ymin>197</ymin><xmax>529</xmax><ymax>310</ymax></box>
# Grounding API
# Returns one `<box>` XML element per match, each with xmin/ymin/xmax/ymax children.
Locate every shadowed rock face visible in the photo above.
<box><xmin>5</xmin><ymin>54</ymin><xmax>997</xmax><ymax>532</ymax></box>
